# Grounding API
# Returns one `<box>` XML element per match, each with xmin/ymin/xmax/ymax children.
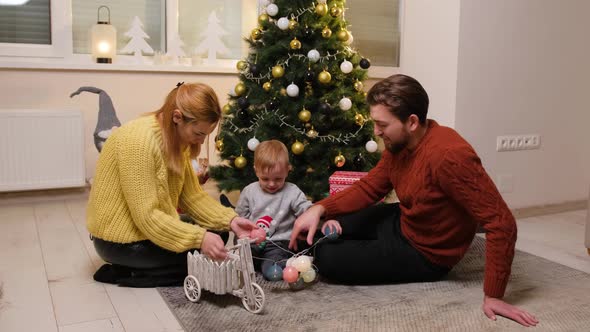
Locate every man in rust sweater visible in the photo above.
<box><xmin>289</xmin><ymin>74</ymin><xmax>538</xmax><ymax>327</ymax></box>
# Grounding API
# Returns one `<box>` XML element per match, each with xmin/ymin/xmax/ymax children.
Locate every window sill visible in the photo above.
<box><xmin>0</xmin><ymin>54</ymin><xmax>399</xmax><ymax>78</ymax></box>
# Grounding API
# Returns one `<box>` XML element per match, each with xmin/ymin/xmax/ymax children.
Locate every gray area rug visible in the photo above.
<box><xmin>158</xmin><ymin>237</ymin><xmax>590</xmax><ymax>331</ymax></box>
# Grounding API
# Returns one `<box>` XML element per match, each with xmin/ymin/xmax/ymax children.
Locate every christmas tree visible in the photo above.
<box><xmin>210</xmin><ymin>0</ymin><xmax>381</xmax><ymax>201</ymax></box>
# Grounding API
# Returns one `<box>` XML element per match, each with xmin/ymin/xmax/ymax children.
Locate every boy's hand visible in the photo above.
<box><xmin>321</xmin><ymin>219</ymin><xmax>342</xmax><ymax>236</ymax></box>
<box><xmin>230</xmin><ymin>217</ymin><xmax>256</xmax><ymax>239</ymax></box>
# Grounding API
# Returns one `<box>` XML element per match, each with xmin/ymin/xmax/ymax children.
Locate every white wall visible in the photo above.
<box><xmin>0</xmin><ymin>69</ymin><xmax>236</xmax><ymax>180</ymax></box>
<box><xmin>400</xmin><ymin>0</ymin><xmax>461</xmax><ymax>128</ymax></box>
<box><xmin>455</xmin><ymin>0</ymin><xmax>590</xmax><ymax>208</ymax></box>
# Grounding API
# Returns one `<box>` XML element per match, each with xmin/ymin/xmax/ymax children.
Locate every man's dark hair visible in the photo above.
<box><xmin>366</xmin><ymin>74</ymin><xmax>429</xmax><ymax>124</ymax></box>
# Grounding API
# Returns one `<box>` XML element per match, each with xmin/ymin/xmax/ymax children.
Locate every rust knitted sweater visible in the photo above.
<box><xmin>319</xmin><ymin>120</ymin><xmax>517</xmax><ymax>298</ymax></box>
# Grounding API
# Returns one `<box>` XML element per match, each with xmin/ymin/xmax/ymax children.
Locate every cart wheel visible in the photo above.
<box><xmin>184</xmin><ymin>275</ymin><xmax>201</xmax><ymax>302</ymax></box>
<box><xmin>242</xmin><ymin>282</ymin><xmax>265</xmax><ymax>314</ymax></box>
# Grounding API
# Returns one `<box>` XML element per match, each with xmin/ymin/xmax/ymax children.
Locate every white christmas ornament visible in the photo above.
<box><xmin>286</xmin><ymin>83</ymin><xmax>299</xmax><ymax>97</ymax></box>
<box><xmin>340</xmin><ymin>60</ymin><xmax>353</xmax><ymax>74</ymax></box>
<box><xmin>339</xmin><ymin>97</ymin><xmax>352</xmax><ymax>111</ymax></box>
<box><xmin>247</xmin><ymin>137</ymin><xmax>260</xmax><ymax>151</ymax></box>
<box><xmin>277</xmin><ymin>17</ymin><xmax>289</xmax><ymax>30</ymax></box>
<box><xmin>307</xmin><ymin>49</ymin><xmax>320</xmax><ymax>62</ymax></box>
<box><xmin>228</xmin><ymin>88</ymin><xmax>237</xmax><ymax>97</ymax></box>
<box><xmin>121</xmin><ymin>16</ymin><xmax>154</xmax><ymax>64</ymax></box>
<box><xmin>266</xmin><ymin>3</ymin><xmax>279</xmax><ymax>16</ymax></box>
<box><xmin>194</xmin><ymin>11</ymin><xmax>229</xmax><ymax>65</ymax></box>
<box><xmin>259</xmin><ymin>0</ymin><xmax>270</xmax><ymax>7</ymax></box>
<box><xmin>366</xmin><ymin>140</ymin><xmax>378</xmax><ymax>153</ymax></box>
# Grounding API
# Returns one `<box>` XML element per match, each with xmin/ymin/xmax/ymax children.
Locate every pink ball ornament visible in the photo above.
<box><xmin>250</xmin><ymin>228</ymin><xmax>266</xmax><ymax>244</ymax></box>
<box><xmin>282</xmin><ymin>266</ymin><xmax>299</xmax><ymax>283</ymax></box>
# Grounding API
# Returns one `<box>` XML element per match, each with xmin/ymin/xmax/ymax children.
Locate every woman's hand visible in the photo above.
<box><xmin>200</xmin><ymin>231</ymin><xmax>227</xmax><ymax>261</ymax></box>
<box><xmin>230</xmin><ymin>217</ymin><xmax>256</xmax><ymax>239</ymax></box>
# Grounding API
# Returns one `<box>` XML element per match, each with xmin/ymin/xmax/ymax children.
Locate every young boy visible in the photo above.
<box><xmin>235</xmin><ymin>140</ymin><xmax>312</xmax><ymax>279</ymax></box>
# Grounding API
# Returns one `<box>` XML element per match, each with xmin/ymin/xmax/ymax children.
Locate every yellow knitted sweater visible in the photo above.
<box><xmin>87</xmin><ymin>115</ymin><xmax>236</xmax><ymax>253</ymax></box>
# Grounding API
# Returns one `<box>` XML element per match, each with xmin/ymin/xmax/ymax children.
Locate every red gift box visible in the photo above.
<box><xmin>329</xmin><ymin>171</ymin><xmax>368</xmax><ymax>195</ymax></box>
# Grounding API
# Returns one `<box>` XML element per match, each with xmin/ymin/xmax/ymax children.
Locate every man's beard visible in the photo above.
<box><xmin>385</xmin><ymin>132</ymin><xmax>410</xmax><ymax>154</ymax></box>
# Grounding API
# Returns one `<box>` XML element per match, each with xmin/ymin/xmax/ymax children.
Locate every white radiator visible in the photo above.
<box><xmin>0</xmin><ymin>109</ymin><xmax>86</xmax><ymax>192</ymax></box>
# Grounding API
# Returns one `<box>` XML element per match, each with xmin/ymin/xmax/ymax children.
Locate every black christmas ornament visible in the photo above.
<box><xmin>353</xmin><ymin>153</ymin><xmax>365</xmax><ymax>170</ymax></box>
<box><xmin>249</xmin><ymin>63</ymin><xmax>260</xmax><ymax>75</ymax></box>
<box><xmin>237</xmin><ymin>96</ymin><xmax>250</xmax><ymax>109</ymax></box>
<box><xmin>359</xmin><ymin>58</ymin><xmax>371</xmax><ymax>69</ymax></box>
<box><xmin>305</xmin><ymin>69</ymin><xmax>315</xmax><ymax>82</ymax></box>
<box><xmin>318</xmin><ymin>101</ymin><xmax>331</xmax><ymax>113</ymax></box>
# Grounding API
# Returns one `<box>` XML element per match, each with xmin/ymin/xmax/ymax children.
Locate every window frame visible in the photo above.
<box><xmin>0</xmin><ymin>0</ymin><xmax>71</xmax><ymax>58</ymax></box>
<box><xmin>0</xmin><ymin>0</ymin><xmax>400</xmax><ymax>77</ymax></box>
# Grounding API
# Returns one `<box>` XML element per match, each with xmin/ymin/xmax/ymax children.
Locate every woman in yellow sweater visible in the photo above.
<box><xmin>87</xmin><ymin>82</ymin><xmax>255</xmax><ymax>287</ymax></box>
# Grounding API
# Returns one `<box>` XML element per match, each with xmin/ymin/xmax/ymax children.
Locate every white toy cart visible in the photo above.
<box><xmin>184</xmin><ymin>238</ymin><xmax>266</xmax><ymax>314</ymax></box>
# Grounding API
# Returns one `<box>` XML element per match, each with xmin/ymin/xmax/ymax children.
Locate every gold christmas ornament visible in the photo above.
<box><xmin>280</xmin><ymin>87</ymin><xmax>287</xmax><ymax>96</ymax></box>
<box><xmin>215</xmin><ymin>139</ymin><xmax>224</xmax><ymax>151</ymax></box>
<box><xmin>315</xmin><ymin>3</ymin><xmax>328</xmax><ymax>16</ymax></box>
<box><xmin>318</xmin><ymin>70</ymin><xmax>332</xmax><ymax>84</ymax></box>
<box><xmin>334</xmin><ymin>153</ymin><xmax>346</xmax><ymax>167</ymax></box>
<box><xmin>355</xmin><ymin>113</ymin><xmax>366</xmax><ymax>126</ymax></box>
<box><xmin>291</xmin><ymin>141</ymin><xmax>305</xmax><ymax>155</ymax></box>
<box><xmin>222</xmin><ymin>104</ymin><xmax>231</xmax><ymax>114</ymax></box>
<box><xmin>236</xmin><ymin>60</ymin><xmax>247</xmax><ymax>71</ymax></box>
<box><xmin>289</xmin><ymin>19</ymin><xmax>298</xmax><ymax>30</ymax></box>
<box><xmin>272</xmin><ymin>65</ymin><xmax>285</xmax><ymax>78</ymax></box>
<box><xmin>336</xmin><ymin>29</ymin><xmax>349</xmax><ymax>41</ymax></box>
<box><xmin>234</xmin><ymin>82</ymin><xmax>246</xmax><ymax>96</ymax></box>
<box><xmin>306</xmin><ymin>167</ymin><xmax>314</xmax><ymax>173</ymax></box>
<box><xmin>354</xmin><ymin>81</ymin><xmax>364</xmax><ymax>91</ymax></box>
<box><xmin>321</xmin><ymin>26</ymin><xmax>332</xmax><ymax>39</ymax></box>
<box><xmin>298</xmin><ymin>109</ymin><xmax>312</xmax><ymax>122</ymax></box>
<box><xmin>262</xmin><ymin>81</ymin><xmax>272</xmax><ymax>91</ymax></box>
<box><xmin>258</xmin><ymin>14</ymin><xmax>270</xmax><ymax>27</ymax></box>
<box><xmin>307</xmin><ymin>128</ymin><xmax>318</xmax><ymax>139</ymax></box>
<box><xmin>305</xmin><ymin>123</ymin><xmax>312</xmax><ymax>128</ymax></box>
<box><xmin>330</xmin><ymin>5</ymin><xmax>343</xmax><ymax>17</ymax></box>
<box><xmin>290</xmin><ymin>38</ymin><xmax>301</xmax><ymax>50</ymax></box>
<box><xmin>234</xmin><ymin>155</ymin><xmax>247</xmax><ymax>169</ymax></box>
<box><xmin>251</xmin><ymin>28</ymin><xmax>262</xmax><ymax>40</ymax></box>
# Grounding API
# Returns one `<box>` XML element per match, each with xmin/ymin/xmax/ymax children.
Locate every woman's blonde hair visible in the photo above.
<box><xmin>151</xmin><ymin>82</ymin><xmax>221</xmax><ymax>174</ymax></box>
<box><xmin>254</xmin><ymin>140</ymin><xmax>290</xmax><ymax>174</ymax></box>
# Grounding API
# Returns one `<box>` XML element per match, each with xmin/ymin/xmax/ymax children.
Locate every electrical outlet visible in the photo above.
<box><xmin>496</xmin><ymin>134</ymin><xmax>541</xmax><ymax>152</ymax></box>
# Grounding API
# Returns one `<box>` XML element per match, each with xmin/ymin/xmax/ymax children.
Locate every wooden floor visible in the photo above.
<box><xmin>0</xmin><ymin>191</ymin><xmax>588</xmax><ymax>332</ymax></box>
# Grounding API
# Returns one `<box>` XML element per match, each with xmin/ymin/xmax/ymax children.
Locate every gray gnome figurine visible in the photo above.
<box><xmin>70</xmin><ymin>87</ymin><xmax>121</xmax><ymax>152</ymax></box>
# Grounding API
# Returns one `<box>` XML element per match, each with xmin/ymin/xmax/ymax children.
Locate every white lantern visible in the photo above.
<box><xmin>277</xmin><ymin>17</ymin><xmax>290</xmax><ymax>30</ymax></box>
<box><xmin>339</xmin><ymin>97</ymin><xmax>352</xmax><ymax>111</ymax></box>
<box><xmin>266</xmin><ymin>3</ymin><xmax>279</xmax><ymax>16</ymax></box>
<box><xmin>340</xmin><ymin>60</ymin><xmax>353</xmax><ymax>74</ymax></box>
<box><xmin>247</xmin><ymin>137</ymin><xmax>260</xmax><ymax>151</ymax></box>
<box><xmin>91</xmin><ymin>6</ymin><xmax>117</xmax><ymax>64</ymax></box>
<box><xmin>307</xmin><ymin>49</ymin><xmax>320</xmax><ymax>63</ymax></box>
<box><xmin>286</xmin><ymin>83</ymin><xmax>299</xmax><ymax>97</ymax></box>
<box><xmin>366</xmin><ymin>140</ymin><xmax>378</xmax><ymax>153</ymax></box>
